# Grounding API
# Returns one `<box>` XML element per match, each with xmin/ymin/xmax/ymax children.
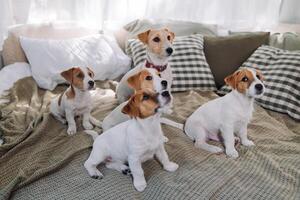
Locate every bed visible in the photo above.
<box><xmin>0</xmin><ymin>22</ymin><xmax>299</xmax><ymax>200</ymax></box>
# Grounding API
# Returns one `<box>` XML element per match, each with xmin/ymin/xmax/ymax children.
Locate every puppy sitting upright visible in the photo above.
<box><xmin>50</xmin><ymin>67</ymin><xmax>101</xmax><ymax>135</ymax></box>
<box><xmin>84</xmin><ymin>89</ymin><xmax>178</xmax><ymax>192</ymax></box>
<box><xmin>116</xmin><ymin>28</ymin><xmax>175</xmax><ymax>103</ymax></box>
<box><xmin>184</xmin><ymin>68</ymin><xmax>265</xmax><ymax>158</ymax></box>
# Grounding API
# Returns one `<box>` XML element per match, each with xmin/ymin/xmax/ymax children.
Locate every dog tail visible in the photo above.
<box><xmin>160</xmin><ymin>117</ymin><xmax>184</xmax><ymax>130</ymax></box>
<box><xmin>85</xmin><ymin>130</ymin><xmax>99</xmax><ymax>140</ymax></box>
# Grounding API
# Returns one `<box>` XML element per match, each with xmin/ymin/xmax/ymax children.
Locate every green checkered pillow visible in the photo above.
<box><xmin>126</xmin><ymin>34</ymin><xmax>217</xmax><ymax>92</ymax></box>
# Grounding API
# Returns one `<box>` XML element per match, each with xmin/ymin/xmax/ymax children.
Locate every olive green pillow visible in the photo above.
<box><xmin>204</xmin><ymin>32</ymin><xmax>270</xmax><ymax>88</ymax></box>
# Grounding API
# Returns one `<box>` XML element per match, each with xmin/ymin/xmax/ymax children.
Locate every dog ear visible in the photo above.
<box><xmin>165</xmin><ymin>28</ymin><xmax>175</xmax><ymax>41</ymax></box>
<box><xmin>224</xmin><ymin>71</ymin><xmax>238</xmax><ymax>89</ymax></box>
<box><xmin>122</xmin><ymin>97</ymin><xmax>140</xmax><ymax>118</ymax></box>
<box><xmin>61</xmin><ymin>68</ymin><xmax>75</xmax><ymax>83</ymax></box>
<box><xmin>138</xmin><ymin>30</ymin><xmax>150</xmax><ymax>44</ymax></box>
<box><xmin>87</xmin><ymin>67</ymin><xmax>95</xmax><ymax>78</ymax></box>
<box><xmin>127</xmin><ymin>71</ymin><xmax>142</xmax><ymax>90</ymax></box>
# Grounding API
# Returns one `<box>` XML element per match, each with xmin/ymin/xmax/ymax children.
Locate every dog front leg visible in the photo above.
<box><xmin>221</xmin><ymin>126</ymin><xmax>239</xmax><ymax>158</ymax></box>
<box><xmin>238</xmin><ymin>124</ymin><xmax>254</xmax><ymax>147</ymax></box>
<box><xmin>155</xmin><ymin>145</ymin><xmax>178</xmax><ymax>172</ymax></box>
<box><xmin>65</xmin><ymin>110</ymin><xmax>77</xmax><ymax>135</ymax></box>
<box><xmin>128</xmin><ymin>156</ymin><xmax>146</xmax><ymax>192</ymax></box>
<box><xmin>83</xmin><ymin>112</ymin><xmax>93</xmax><ymax>130</ymax></box>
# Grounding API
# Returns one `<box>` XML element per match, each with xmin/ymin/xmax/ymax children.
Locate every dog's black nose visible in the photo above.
<box><xmin>255</xmin><ymin>84</ymin><xmax>263</xmax><ymax>91</ymax></box>
<box><xmin>161</xmin><ymin>80</ymin><xmax>168</xmax><ymax>88</ymax></box>
<box><xmin>162</xmin><ymin>91</ymin><xmax>170</xmax><ymax>97</ymax></box>
<box><xmin>166</xmin><ymin>47</ymin><xmax>173</xmax><ymax>55</ymax></box>
<box><xmin>88</xmin><ymin>81</ymin><xmax>95</xmax><ymax>87</ymax></box>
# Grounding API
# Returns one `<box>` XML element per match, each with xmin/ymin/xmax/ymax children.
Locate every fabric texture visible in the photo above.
<box><xmin>204</xmin><ymin>32</ymin><xmax>270</xmax><ymax>88</ymax></box>
<box><xmin>219</xmin><ymin>45</ymin><xmax>300</xmax><ymax>120</ymax></box>
<box><xmin>126</xmin><ymin>34</ymin><xmax>217</xmax><ymax>92</ymax></box>
<box><xmin>0</xmin><ymin>77</ymin><xmax>299</xmax><ymax>199</ymax></box>
<box><xmin>20</xmin><ymin>34</ymin><xmax>131</xmax><ymax>90</ymax></box>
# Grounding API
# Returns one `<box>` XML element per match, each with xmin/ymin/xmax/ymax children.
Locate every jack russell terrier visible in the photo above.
<box><xmin>116</xmin><ymin>28</ymin><xmax>175</xmax><ymax>103</ymax></box>
<box><xmin>84</xmin><ymin>89</ymin><xmax>178</xmax><ymax>192</ymax></box>
<box><xmin>102</xmin><ymin>68</ymin><xmax>183</xmax><ymax>132</ymax></box>
<box><xmin>184</xmin><ymin>68</ymin><xmax>265</xmax><ymax>158</ymax></box>
<box><xmin>50</xmin><ymin>67</ymin><xmax>101</xmax><ymax>135</ymax></box>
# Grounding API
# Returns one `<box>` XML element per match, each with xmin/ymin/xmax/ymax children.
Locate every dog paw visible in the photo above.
<box><xmin>209</xmin><ymin>146</ymin><xmax>223</xmax><ymax>153</ymax></box>
<box><xmin>163</xmin><ymin>136</ymin><xmax>169</xmax><ymax>143</ymax></box>
<box><xmin>242</xmin><ymin>139</ymin><xmax>255</xmax><ymax>147</ymax></box>
<box><xmin>122</xmin><ymin>168</ymin><xmax>131</xmax><ymax>175</ymax></box>
<box><xmin>164</xmin><ymin>162</ymin><xmax>179</xmax><ymax>172</ymax></box>
<box><xmin>226</xmin><ymin>149</ymin><xmax>239</xmax><ymax>158</ymax></box>
<box><xmin>67</xmin><ymin>126</ymin><xmax>77</xmax><ymax>135</ymax></box>
<box><xmin>90</xmin><ymin>170</ymin><xmax>104</xmax><ymax>179</ymax></box>
<box><xmin>134</xmin><ymin>180</ymin><xmax>147</xmax><ymax>192</ymax></box>
<box><xmin>83</xmin><ymin>122</ymin><xmax>93</xmax><ymax>130</ymax></box>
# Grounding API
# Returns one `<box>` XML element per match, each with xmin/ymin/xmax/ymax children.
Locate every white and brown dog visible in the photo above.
<box><xmin>50</xmin><ymin>67</ymin><xmax>101</xmax><ymax>135</ymax></box>
<box><xmin>84</xmin><ymin>89</ymin><xmax>178</xmax><ymax>192</ymax></box>
<box><xmin>116</xmin><ymin>28</ymin><xmax>175</xmax><ymax>103</ymax></box>
<box><xmin>184</xmin><ymin>68</ymin><xmax>265</xmax><ymax>158</ymax></box>
<box><xmin>102</xmin><ymin>68</ymin><xmax>182</xmax><ymax>132</ymax></box>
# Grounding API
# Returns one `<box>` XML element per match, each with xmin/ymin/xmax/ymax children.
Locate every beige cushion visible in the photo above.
<box><xmin>2</xmin><ymin>22</ymin><xmax>99</xmax><ymax>66</ymax></box>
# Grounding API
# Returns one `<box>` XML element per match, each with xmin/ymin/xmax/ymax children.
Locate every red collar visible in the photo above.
<box><xmin>145</xmin><ymin>60</ymin><xmax>168</xmax><ymax>72</ymax></box>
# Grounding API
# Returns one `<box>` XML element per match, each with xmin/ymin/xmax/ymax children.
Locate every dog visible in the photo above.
<box><xmin>102</xmin><ymin>68</ymin><xmax>183</xmax><ymax>132</ymax></box>
<box><xmin>116</xmin><ymin>28</ymin><xmax>175</xmax><ymax>103</ymax></box>
<box><xmin>84</xmin><ymin>89</ymin><xmax>178</xmax><ymax>192</ymax></box>
<box><xmin>50</xmin><ymin>67</ymin><xmax>101</xmax><ymax>135</ymax></box>
<box><xmin>184</xmin><ymin>68</ymin><xmax>265</xmax><ymax>158</ymax></box>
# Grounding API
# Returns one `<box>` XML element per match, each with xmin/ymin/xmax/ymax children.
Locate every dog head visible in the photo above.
<box><xmin>224</xmin><ymin>67</ymin><xmax>265</xmax><ymax>98</ymax></box>
<box><xmin>138</xmin><ymin>28</ymin><xmax>175</xmax><ymax>58</ymax></box>
<box><xmin>61</xmin><ymin>67</ymin><xmax>95</xmax><ymax>91</ymax></box>
<box><xmin>122</xmin><ymin>89</ymin><xmax>159</xmax><ymax>119</ymax></box>
<box><xmin>127</xmin><ymin>68</ymin><xmax>168</xmax><ymax>92</ymax></box>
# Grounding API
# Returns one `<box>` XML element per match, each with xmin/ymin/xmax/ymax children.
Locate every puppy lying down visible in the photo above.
<box><xmin>84</xmin><ymin>89</ymin><xmax>178</xmax><ymax>192</ymax></box>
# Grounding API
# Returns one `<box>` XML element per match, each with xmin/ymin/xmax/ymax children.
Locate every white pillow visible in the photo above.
<box><xmin>20</xmin><ymin>34</ymin><xmax>131</xmax><ymax>90</ymax></box>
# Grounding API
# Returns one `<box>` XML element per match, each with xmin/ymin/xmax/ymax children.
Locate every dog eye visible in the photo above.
<box><xmin>256</xmin><ymin>75</ymin><xmax>260</xmax><ymax>80</ymax></box>
<box><xmin>88</xmin><ymin>72</ymin><xmax>93</xmax><ymax>77</ymax></box>
<box><xmin>167</xmin><ymin>35</ymin><xmax>171</xmax><ymax>41</ymax></box>
<box><xmin>145</xmin><ymin>76</ymin><xmax>152</xmax><ymax>81</ymax></box>
<box><xmin>153</xmin><ymin>37</ymin><xmax>160</xmax><ymax>42</ymax></box>
<box><xmin>158</xmin><ymin>73</ymin><xmax>161</xmax><ymax>77</ymax></box>
<box><xmin>143</xmin><ymin>94</ymin><xmax>150</xmax><ymax>100</ymax></box>
<box><xmin>242</xmin><ymin>76</ymin><xmax>248</xmax><ymax>82</ymax></box>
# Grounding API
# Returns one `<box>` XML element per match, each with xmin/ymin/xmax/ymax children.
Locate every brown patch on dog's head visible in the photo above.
<box><xmin>224</xmin><ymin>68</ymin><xmax>255</xmax><ymax>93</ymax></box>
<box><xmin>122</xmin><ymin>89</ymin><xmax>159</xmax><ymax>119</ymax></box>
<box><xmin>137</xmin><ymin>28</ymin><xmax>175</xmax><ymax>56</ymax></box>
<box><xmin>127</xmin><ymin>70</ymin><xmax>155</xmax><ymax>91</ymax></box>
<box><xmin>61</xmin><ymin>67</ymin><xmax>84</xmax><ymax>90</ymax></box>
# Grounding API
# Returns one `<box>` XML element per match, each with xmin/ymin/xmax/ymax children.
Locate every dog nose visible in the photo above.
<box><xmin>161</xmin><ymin>80</ymin><xmax>168</xmax><ymax>88</ymax></box>
<box><xmin>162</xmin><ymin>91</ymin><xmax>170</xmax><ymax>97</ymax></box>
<box><xmin>88</xmin><ymin>81</ymin><xmax>94</xmax><ymax>87</ymax></box>
<box><xmin>255</xmin><ymin>84</ymin><xmax>263</xmax><ymax>91</ymax></box>
<box><xmin>166</xmin><ymin>47</ymin><xmax>173</xmax><ymax>55</ymax></box>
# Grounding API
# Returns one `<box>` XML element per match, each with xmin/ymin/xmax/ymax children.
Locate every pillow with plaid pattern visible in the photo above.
<box><xmin>126</xmin><ymin>34</ymin><xmax>217</xmax><ymax>92</ymax></box>
<box><xmin>219</xmin><ymin>45</ymin><xmax>300</xmax><ymax>120</ymax></box>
